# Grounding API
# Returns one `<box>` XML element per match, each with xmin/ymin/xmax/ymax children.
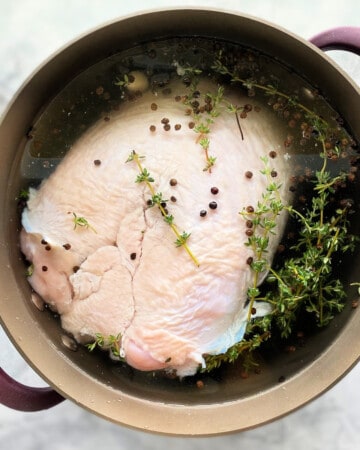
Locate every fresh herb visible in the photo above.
<box><xmin>210</xmin><ymin>55</ymin><xmax>350</xmax><ymax>147</ymax></box>
<box><xmin>72</xmin><ymin>212</ymin><xmax>97</xmax><ymax>233</ymax></box>
<box><xmin>26</xmin><ymin>264</ymin><xmax>34</xmax><ymax>277</ymax></box>
<box><xmin>204</xmin><ymin>142</ymin><xmax>359</xmax><ymax>374</ymax></box>
<box><xmin>126</xmin><ymin>150</ymin><xmax>199</xmax><ymax>267</ymax></box>
<box><xmin>182</xmin><ymin>77</ymin><xmax>252</xmax><ymax>171</ymax></box>
<box><xmin>87</xmin><ymin>333</ymin><xmax>122</xmax><ymax>358</ymax></box>
<box><xmin>18</xmin><ymin>188</ymin><xmax>30</xmax><ymax>201</ymax></box>
<box><xmin>239</xmin><ymin>156</ymin><xmax>284</xmax><ymax>322</ymax></box>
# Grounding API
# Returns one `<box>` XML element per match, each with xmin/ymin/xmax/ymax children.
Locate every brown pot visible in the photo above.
<box><xmin>0</xmin><ymin>8</ymin><xmax>359</xmax><ymax>436</ymax></box>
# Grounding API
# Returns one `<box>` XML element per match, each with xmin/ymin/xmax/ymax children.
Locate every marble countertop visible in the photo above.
<box><xmin>1</xmin><ymin>1</ymin><xmax>359</xmax><ymax>449</ymax></box>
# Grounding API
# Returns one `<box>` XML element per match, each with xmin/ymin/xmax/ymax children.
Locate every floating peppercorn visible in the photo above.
<box><xmin>246</xmin><ymin>229</ymin><xmax>254</xmax><ymax>236</ymax></box>
<box><xmin>94</xmin><ymin>159</ymin><xmax>101</xmax><ymax>166</ymax></box>
<box><xmin>151</xmin><ymin>103</ymin><xmax>158</xmax><ymax>111</ymax></box>
<box><xmin>199</xmin><ymin>209</ymin><xmax>207</xmax><ymax>217</ymax></box>
<box><xmin>149</xmin><ymin>125</ymin><xmax>156</xmax><ymax>132</ymax></box>
<box><xmin>196</xmin><ymin>380</ymin><xmax>204</xmax><ymax>389</ymax></box>
<box><xmin>174</xmin><ymin>124</ymin><xmax>181</xmax><ymax>131</ymax></box>
<box><xmin>210</xmin><ymin>186</ymin><xmax>219</xmax><ymax>195</ymax></box>
<box><xmin>246</xmin><ymin>220</ymin><xmax>253</xmax><ymax>228</ymax></box>
<box><xmin>246</xmin><ymin>205</ymin><xmax>254</xmax><ymax>213</ymax></box>
<box><xmin>45</xmin><ymin>245</ymin><xmax>51</xmax><ymax>251</ymax></box>
<box><xmin>188</xmin><ymin>121</ymin><xmax>195</xmax><ymax>129</ymax></box>
<box><xmin>41</xmin><ymin>239</ymin><xmax>47</xmax><ymax>245</ymax></box>
<box><xmin>161</xmin><ymin>117</ymin><xmax>169</xmax><ymax>124</ymax></box>
<box><xmin>63</xmin><ymin>243</ymin><xmax>71</xmax><ymax>250</ymax></box>
<box><xmin>42</xmin><ymin>266</ymin><xmax>48</xmax><ymax>272</ymax></box>
<box><xmin>169</xmin><ymin>178</ymin><xmax>177</xmax><ymax>186</ymax></box>
<box><xmin>130</xmin><ymin>253</ymin><xmax>137</xmax><ymax>260</ymax></box>
<box><xmin>209</xmin><ymin>201</ymin><xmax>217</xmax><ymax>210</ymax></box>
<box><xmin>271</xmin><ymin>170</ymin><xmax>278</xmax><ymax>177</ymax></box>
<box><xmin>170</xmin><ymin>196</ymin><xmax>177</xmax><ymax>202</ymax></box>
<box><xmin>163</xmin><ymin>124</ymin><xmax>171</xmax><ymax>131</ymax></box>
<box><xmin>245</xmin><ymin>171</ymin><xmax>253</xmax><ymax>179</ymax></box>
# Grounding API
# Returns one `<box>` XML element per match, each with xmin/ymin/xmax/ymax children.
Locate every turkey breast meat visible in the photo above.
<box><xmin>20</xmin><ymin>79</ymin><xmax>291</xmax><ymax>377</ymax></box>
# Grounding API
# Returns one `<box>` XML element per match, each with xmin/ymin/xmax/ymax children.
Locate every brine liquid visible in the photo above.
<box><xmin>19</xmin><ymin>36</ymin><xmax>360</xmax><ymax>361</ymax></box>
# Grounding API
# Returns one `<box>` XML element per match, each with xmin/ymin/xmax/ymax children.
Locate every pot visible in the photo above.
<box><xmin>0</xmin><ymin>8</ymin><xmax>359</xmax><ymax>436</ymax></box>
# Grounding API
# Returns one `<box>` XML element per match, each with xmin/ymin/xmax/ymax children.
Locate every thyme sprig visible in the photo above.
<box><xmin>211</xmin><ymin>58</ymin><xmax>329</xmax><ymax>131</ymax></box>
<box><xmin>87</xmin><ymin>332</ymin><xmax>123</xmax><ymax>358</ymax></box>
<box><xmin>126</xmin><ymin>150</ymin><xmax>199</xmax><ymax>267</ymax></box>
<box><xmin>239</xmin><ymin>156</ymin><xmax>284</xmax><ymax>321</ymax></box>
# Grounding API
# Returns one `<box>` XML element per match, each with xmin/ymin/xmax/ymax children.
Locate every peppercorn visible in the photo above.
<box><xmin>130</xmin><ymin>253</ymin><xmax>137</xmax><ymax>260</ymax></box>
<box><xmin>151</xmin><ymin>103</ymin><xmax>158</xmax><ymax>111</ymax></box>
<box><xmin>45</xmin><ymin>245</ymin><xmax>51</xmax><ymax>251</ymax></box>
<box><xmin>210</xmin><ymin>186</ymin><xmax>219</xmax><ymax>195</ymax></box>
<box><xmin>63</xmin><ymin>243</ymin><xmax>71</xmax><ymax>250</ymax></box>
<box><xmin>169</xmin><ymin>178</ymin><xmax>177</xmax><ymax>186</ymax></box>
<box><xmin>94</xmin><ymin>159</ymin><xmax>101</xmax><ymax>166</ymax></box>
<box><xmin>174</xmin><ymin>124</ymin><xmax>181</xmax><ymax>131</ymax></box>
<box><xmin>246</xmin><ymin>229</ymin><xmax>254</xmax><ymax>236</ymax></box>
<box><xmin>163</xmin><ymin>124</ymin><xmax>171</xmax><ymax>131</ymax></box>
<box><xmin>196</xmin><ymin>380</ymin><xmax>204</xmax><ymax>389</ymax></box>
<box><xmin>199</xmin><ymin>209</ymin><xmax>207</xmax><ymax>217</ymax></box>
<box><xmin>209</xmin><ymin>201</ymin><xmax>217</xmax><ymax>210</ymax></box>
<box><xmin>170</xmin><ymin>196</ymin><xmax>177</xmax><ymax>202</ymax></box>
<box><xmin>161</xmin><ymin>117</ymin><xmax>169</xmax><ymax>124</ymax></box>
<box><xmin>245</xmin><ymin>171</ymin><xmax>253</xmax><ymax>179</ymax></box>
<box><xmin>42</xmin><ymin>266</ymin><xmax>48</xmax><ymax>272</ymax></box>
<box><xmin>246</xmin><ymin>257</ymin><xmax>253</xmax><ymax>265</ymax></box>
<box><xmin>269</xmin><ymin>150</ymin><xmax>277</xmax><ymax>158</ymax></box>
<box><xmin>246</xmin><ymin>205</ymin><xmax>254</xmax><ymax>213</ymax></box>
<box><xmin>149</xmin><ymin>125</ymin><xmax>156</xmax><ymax>132</ymax></box>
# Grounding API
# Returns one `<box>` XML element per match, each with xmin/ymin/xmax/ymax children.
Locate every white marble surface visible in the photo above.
<box><xmin>1</xmin><ymin>0</ymin><xmax>360</xmax><ymax>448</ymax></box>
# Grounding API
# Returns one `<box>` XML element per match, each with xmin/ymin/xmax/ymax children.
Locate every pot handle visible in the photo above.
<box><xmin>0</xmin><ymin>367</ymin><xmax>65</xmax><ymax>411</ymax></box>
<box><xmin>310</xmin><ymin>26</ymin><xmax>360</xmax><ymax>55</ymax></box>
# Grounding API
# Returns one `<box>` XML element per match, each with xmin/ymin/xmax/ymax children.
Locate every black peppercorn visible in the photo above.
<box><xmin>209</xmin><ymin>201</ymin><xmax>217</xmax><ymax>210</ymax></box>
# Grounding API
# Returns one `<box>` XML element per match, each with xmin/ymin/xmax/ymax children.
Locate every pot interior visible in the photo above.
<box><xmin>1</xmin><ymin>9</ymin><xmax>360</xmax><ymax>435</ymax></box>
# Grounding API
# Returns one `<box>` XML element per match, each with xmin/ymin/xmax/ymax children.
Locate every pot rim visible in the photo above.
<box><xmin>1</xmin><ymin>7</ymin><xmax>359</xmax><ymax>436</ymax></box>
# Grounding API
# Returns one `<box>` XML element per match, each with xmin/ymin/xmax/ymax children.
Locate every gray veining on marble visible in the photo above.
<box><xmin>1</xmin><ymin>1</ymin><xmax>359</xmax><ymax>449</ymax></box>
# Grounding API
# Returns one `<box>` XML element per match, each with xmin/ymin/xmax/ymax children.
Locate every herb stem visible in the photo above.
<box><xmin>129</xmin><ymin>151</ymin><xmax>200</xmax><ymax>267</ymax></box>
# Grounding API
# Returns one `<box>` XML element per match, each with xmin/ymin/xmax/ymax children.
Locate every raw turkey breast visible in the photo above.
<box><xmin>20</xmin><ymin>79</ymin><xmax>291</xmax><ymax>376</ymax></box>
